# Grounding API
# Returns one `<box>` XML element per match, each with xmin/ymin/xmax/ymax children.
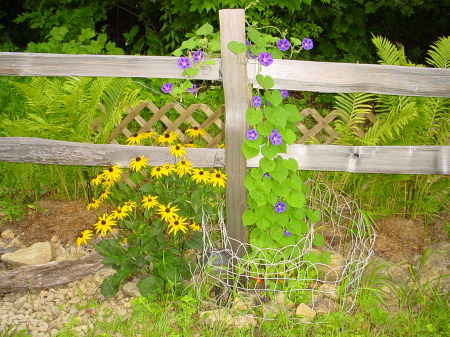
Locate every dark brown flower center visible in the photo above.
<box><xmin>165</xmin><ymin>133</ymin><xmax>170</xmax><ymax>138</ymax></box>
<box><xmin>176</xmin><ymin>146</ymin><xmax>180</xmax><ymax>150</ymax></box>
<box><xmin>133</xmin><ymin>133</ymin><xmax>138</xmax><ymax>137</ymax></box>
<box><xmin>136</xmin><ymin>157</ymin><xmax>141</xmax><ymax>161</ymax></box>
<box><xmin>165</xmin><ymin>208</ymin><xmax>170</xmax><ymax>213</ymax></box>
<box><xmin>156</xmin><ymin>167</ymin><xmax>161</xmax><ymax>171</ymax></box>
<box><xmin>199</xmin><ymin>171</ymin><xmax>204</xmax><ymax>175</ymax></box>
<box><xmin>109</xmin><ymin>168</ymin><xmax>114</xmax><ymax>172</ymax></box>
<box><xmin>216</xmin><ymin>174</ymin><xmax>221</xmax><ymax>178</ymax></box>
<box><xmin>101</xmin><ymin>220</ymin><xmax>106</xmax><ymax>225</ymax></box>
<box><xmin>193</xmin><ymin>126</ymin><xmax>198</xmax><ymax>130</ymax></box>
<box><xmin>174</xmin><ymin>221</ymin><xmax>179</xmax><ymax>225</ymax></box>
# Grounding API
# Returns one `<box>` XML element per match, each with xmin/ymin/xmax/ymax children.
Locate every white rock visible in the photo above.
<box><xmin>1</xmin><ymin>241</ymin><xmax>53</xmax><ymax>267</ymax></box>
<box><xmin>233</xmin><ymin>315</ymin><xmax>257</xmax><ymax>329</ymax></box>
<box><xmin>320</xmin><ymin>252</ymin><xmax>345</xmax><ymax>282</ymax></box>
<box><xmin>199</xmin><ymin>309</ymin><xmax>233</xmax><ymax>326</ymax></box>
<box><xmin>1</xmin><ymin>228</ymin><xmax>14</xmax><ymax>239</ymax></box>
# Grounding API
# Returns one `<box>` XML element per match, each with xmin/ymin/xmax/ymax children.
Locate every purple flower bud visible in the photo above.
<box><xmin>258</xmin><ymin>52</ymin><xmax>273</xmax><ymax>67</ymax></box>
<box><xmin>178</xmin><ymin>56</ymin><xmax>192</xmax><ymax>70</ymax></box>
<box><xmin>161</xmin><ymin>82</ymin><xmax>173</xmax><ymax>93</ymax></box>
<box><xmin>302</xmin><ymin>38</ymin><xmax>314</xmax><ymax>50</ymax></box>
<box><xmin>252</xmin><ymin>95</ymin><xmax>262</xmax><ymax>107</ymax></box>
<box><xmin>246</xmin><ymin>40</ymin><xmax>258</xmax><ymax>59</ymax></box>
<box><xmin>246</xmin><ymin>129</ymin><xmax>259</xmax><ymax>141</ymax></box>
<box><xmin>187</xmin><ymin>84</ymin><xmax>197</xmax><ymax>96</ymax></box>
<box><xmin>192</xmin><ymin>50</ymin><xmax>205</xmax><ymax>63</ymax></box>
<box><xmin>280</xmin><ymin>90</ymin><xmax>289</xmax><ymax>99</ymax></box>
<box><xmin>284</xmin><ymin>229</ymin><xmax>292</xmax><ymax>236</ymax></box>
<box><xmin>263</xmin><ymin>172</ymin><xmax>272</xmax><ymax>178</ymax></box>
<box><xmin>276</xmin><ymin>39</ymin><xmax>291</xmax><ymax>52</ymax></box>
<box><xmin>275</xmin><ymin>201</ymin><xmax>286</xmax><ymax>213</ymax></box>
<box><xmin>270</xmin><ymin>129</ymin><xmax>282</xmax><ymax>145</ymax></box>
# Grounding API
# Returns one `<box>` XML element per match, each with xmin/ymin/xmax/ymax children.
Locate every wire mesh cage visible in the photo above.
<box><xmin>194</xmin><ymin>181</ymin><xmax>376</xmax><ymax>321</ymax></box>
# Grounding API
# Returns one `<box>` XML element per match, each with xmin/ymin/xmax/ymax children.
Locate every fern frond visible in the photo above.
<box><xmin>426</xmin><ymin>36</ymin><xmax>450</xmax><ymax>68</ymax></box>
<box><xmin>334</xmin><ymin>92</ymin><xmax>373</xmax><ymax>128</ymax></box>
<box><xmin>372</xmin><ymin>35</ymin><xmax>414</xmax><ymax>66</ymax></box>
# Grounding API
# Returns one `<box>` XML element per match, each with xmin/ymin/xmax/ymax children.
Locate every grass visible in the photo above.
<box><xmin>2</xmin><ymin>278</ymin><xmax>448</xmax><ymax>337</ymax></box>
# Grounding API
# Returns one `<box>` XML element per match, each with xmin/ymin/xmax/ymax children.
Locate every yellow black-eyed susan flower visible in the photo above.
<box><xmin>151</xmin><ymin>166</ymin><xmax>164</xmax><ymax>179</ymax></box>
<box><xmin>93</xmin><ymin>214</ymin><xmax>117</xmax><ymax>236</ymax></box>
<box><xmin>122</xmin><ymin>200</ymin><xmax>137</xmax><ymax>212</ymax></box>
<box><xmin>186</xmin><ymin>126</ymin><xmax>206</xmax><ymax>138</ymax></box>
<box><xmin>90</xmin><ymin>175</ymin><xmax>103</xmax><ymax>186</ymax></box>
<box><xmin>175</xmin><ymin>158</ymin><xmax>193</xmax><ymax>177</ymax></box>
<box><xmin>161</xmin><ymin>163</ymin><xmax>175</xmax><ymax>176</ymax></box>
<box><xmin>209</xmin><ymin>169</ymin><xmax>227</xmax><ymax>188</ymax></box>
<box><xmin>167</xmin><ymin>216</ymin><xmax>189</xmax><ymax>236</ymax></box>
<box><xmin>155</xmin><ymin>131</ymin><xmax>178</xmax><ymax>145</ymax></box>
<box><xmin>75</xmin><ymin>229</ymin><xmax>93</xmax><ymax>246</ymax></box>
<box><xmin>129</xmin><ymin>156</ymin><xmax>149</xmax><ymax>172</ymax></box>
<box><xmin>191</xmin><ymin>168</ymin><xmax>210</xmax><ymax>184</ymax></box>
<box><xmin>189</xmin><ymin>222</ymin><xmax>201</xmax><ymax>232</ymax></box>
<box><xmin>184</xmin><ymin>142</ymin><xmax>200</xmax><ymax>148</ymax></box>
<box><xmin>86</xmin><ymin>199</ymin><xmax>101</xmax><ymax>210</ymax></box>
<box><xmin>156</xmin><ymin>203</ymin><xmax>180</xmax><ymax>222</ymax></box>
<box><xmin>98</xmin><ymin>189</ymin><xmax>111</xmax><ymax>202</ymax></box>
<box><xmin>126</xmin><ymin>133</ymin><xmax>144</xmax><ymax>146</ymax></box>
<box><xmin>141</xmin><ymin>195</ymin><xmax>159</xmax><ymax>209</ymax></box>
<box><xmin>169</xmin><ymin>144</ymin><xmax>186</xmax><ymax>158</ymax></box>
<box><xmin>102</xmin><ymin>165</ymin><xmax>122</xmax><ymax>182</ymax></box>
<box><xmin>110</xmin><ymin>206</ymin><xmax>129</xmax><ymax>220</ymax></box>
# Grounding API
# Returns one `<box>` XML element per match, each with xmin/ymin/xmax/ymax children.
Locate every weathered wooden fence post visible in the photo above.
<box><xmin>219</xmin><ymin>9</ymin><xmax>249</xmax><ymax>255</ymax></box>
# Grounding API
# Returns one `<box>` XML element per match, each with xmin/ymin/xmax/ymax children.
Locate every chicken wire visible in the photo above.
<box><xmin>193</xmin><ymin>181</ymin><xmax>376</xmax><ymax>320</ymax></box>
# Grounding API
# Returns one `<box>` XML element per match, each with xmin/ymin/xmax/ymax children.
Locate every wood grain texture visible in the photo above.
<box><xmin>0</xmin><ymin>137</ymin><xmax>225</xmax><ymax>168</ymax></box>
<box><xmin>1</xmin><ymin>138</ymin><xmax>448</xmax><ymax>175</ymax></box>
<box><xmin>248</xmin><ymin>59</ymin><xmax>450</xmax><ymax>97</ymax></box>
<box><xmin>247</xmin><ymin>144</ymin><xmax>450</xmax><ymax>175</ymax></box>
<box><xmin>0</xmin><ymin>253</ymin><xmax>105</xmax><ymax>293</ymax></box>
<box><xmin>0</xmin><ymin>52</ymin><xmax>221</xmax><ymax>80</ymax></box>
<box><xmin>220</xmin><ymin>9</ymin><xmax>249</xmax><ymax>252</ymax></box>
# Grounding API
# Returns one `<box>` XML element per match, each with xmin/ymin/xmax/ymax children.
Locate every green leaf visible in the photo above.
<box><xmin>100</xmin><ymin>275</ymin><xmax>120</xmax><ymax>299</ymax></box>
<box><xmin>282</xmin><ymin>129</ymin><xmax>297</xmax><ymax>145</ymax></box>
<box><xmin>185</xmin><ymin>231</ymin><xmax>203</xmax><ymax>251</ymax></box>
<box><xmin>312</xmin><ymin>233</ymin><xmax>325</xmax><ymax>247</ymax></box>
<box><xmin>260</xmin><ymin>156</ymin><xmax>276</xmax><ymax>173</ymax></box>
<box><xmin>256</xmin><ymin>74</ymin><xmax>274</xmax><ymax>90</ymax></box>
<box><xmin>243</xmin><ymin>209</ymin><xmax>256</xmax><ymax>226</ymax></box>
<box><xmin>286</xmin><ymin>189</ymin><xmax>306</xmax><ymax>208</ymax></box>
<box><xmin>287</xmin><ymin>174</ymin><xmax>303</xmax><ymax>189</ymax></box>
<box><xmin>272</xmin><ymin>181</ymin><xmax>290</xmax><ymax>198</ymax></box>
<box><xmin>261</xmin><ymin>144</ymin><xmax>280</xmax><ymax>160</ymax></box>
<box><xmin>205</xmin><ymin>60</ymin><xmax>216</xmax><ymax>65</ymax></box>
<box><xmin>137</xmin><ymin>276</ymin><xmax>163</xmax><ymax>296</ymax></box>
<box><xmin>257</xmin><ymin>119</ymin><xmax>275</xmax><ymax>136</ymax></box>
<box><xmin>227</xmin><ymin>41</ymin><xmax>247</xmax><ymax>55</ymax></box>
<box><xmin>244</xmin><ymin>135</ymin><xmax>263</xmax><ymax>149</ymax></box>
<box><xmin>303</xmin><ymin>251</ymin><xmax>319</xmax><ymax>264</ymax></box>
<box><xmin>196</xmin><ymin>23</ymin><xmax>214</xmax><ymax>36</ymax></box>
<box><xmin>246</xmin><ymin>108</ymin><xmax>263</xmax><ymax>125</ymax></box>
<box><xmin>264</xmin><ymin>106</ymin><xmax>287</xmax><ymax>130</ymax></box>
<box><xmin>285</xmin><ymin>104</ymin><xmax>301</xmax><ymax>122</ymax></box>
<box><xmin>247</xmin><ymin>27</ymin><xmax>265</xmax><ymax>46</ymax></box>
<box><xmin>306</xmin><ymin>209</ymin><xmax>321</xmax><ymax>223</ymax></box>
<box><xmin>283</xmin><ymin>158</ymin><xmax>298</xmax><ymax>172</ymax></box>
<box><xmin>264</xmin><ymin>90</ymin><xmax>283</xmax><ymax>107</ymax></box>
<box><xmin>183</xmin><ymin>67</ymin><xmax>199</xmax><ymax>77</ymax></box>
<box><xmin>242</xmin><ymin>141</ymin><xmax>260</xmax><ymax>159</ymax></box>
<box><xmin>285</xmin><ymin>219</ymin><xmax>306</xmax><ymax>236</ymax></box>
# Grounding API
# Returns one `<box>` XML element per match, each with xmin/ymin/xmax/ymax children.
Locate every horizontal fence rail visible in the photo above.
<box><xmin>2</xmin><ymin>52</ymin><xmax>450</xmax><ymax>97</ymax></box>
<box><xmin>1</xmin><ymin>138</ymin><xmax>448</xmax><ymax>175</ymax></box>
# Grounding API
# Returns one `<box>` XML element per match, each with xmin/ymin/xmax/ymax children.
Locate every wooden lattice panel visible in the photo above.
<box><xmin>107</xmin><ymin>102</ymin><xmax>225</xmax><ymax>148</ymax></box>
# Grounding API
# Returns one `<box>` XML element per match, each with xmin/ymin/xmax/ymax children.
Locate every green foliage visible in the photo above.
<box><xmin>324</xmin><ymin>36</ymin><xmax>450</xmax><ymax>218</ymax></box>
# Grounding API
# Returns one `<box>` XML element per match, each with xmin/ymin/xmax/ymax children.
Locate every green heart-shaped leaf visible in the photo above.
<box><xmin>256</xmin><ymin>74</ymin><xmax>274</xmax><ymax>90</ymax></box>
<box><xmin>227</xmin><ymin>41</ymin><xmax>247</xmax><ymax>55</ymax></box>
<box><xmin>265</xmin><ymin>90</ymin><xmax>283</xmax><ymax>107</ymax></box>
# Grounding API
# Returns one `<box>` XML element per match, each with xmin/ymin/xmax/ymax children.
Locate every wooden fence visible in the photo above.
<box><xmin>0</xmin><ymin>9</ymin><xmax>449</xmax><ymax>253</ymax></box>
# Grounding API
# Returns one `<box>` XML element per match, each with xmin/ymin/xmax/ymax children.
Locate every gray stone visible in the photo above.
<box><xmin>295</xmin><ymin>303</ymin><xmax>316</xmax><ymax>321</ymax></box>
<box><xmin>122</xmin><ymin>282</ymin><xmax>141</xmax><ymax>297</ymax></box>
<box><xmin>1</xmin><ymin>241</ymin><xmax>53</xmax><ymax>267</ymax></box>
<box><xmin>199</xmin><ymin>309</ymin><xmax>233</xmax><ymax>326</ymax></box>
<box><xmin>418</xmin><ymin>241</ymin><xmax>450</xmax><ymax>294</ymax></box>
<box><xmin>1</xmin><ymin>228</ymin><xmax>14</xmax><ymax>240</ymax></box>
<box><xmin>233</xmin><ymin>315</ymin><xmax>257</xmax><ymax>329</ymax></box>
<box><xmin>319</xmin><ymin>252</ymin><xmax>345</xmax><ymax>282</ymax></box>
<box><xmin>231</xmin><ymin>292</ymin><xmax>256</xmax><ymax>312</ymax></box>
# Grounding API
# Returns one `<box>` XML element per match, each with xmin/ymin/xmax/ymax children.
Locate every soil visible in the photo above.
<box><xmin>1</xmin><ymin>198</ymin><xmax>449</xmax><ymax>263</ymax></box>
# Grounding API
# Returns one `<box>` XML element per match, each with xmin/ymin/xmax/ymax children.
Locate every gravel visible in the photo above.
<box><xmin>0</xmin><ymin>239</ymin><xmax>138</xmax><ymax>337</ymax></box>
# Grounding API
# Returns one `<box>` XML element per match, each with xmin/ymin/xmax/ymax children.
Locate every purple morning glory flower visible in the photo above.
<box><xmin>284</xmin><ymin>229</ymin><xmax>292</xmax><ymax>236</ymax></box>
<box><xmin>270</xmin><ymin>129</ymin><xmax>282</xmax><ymax>145</ymax></box>
<box><xmin>258</xmin><ymin>52</ymin><xmax>273</xmax><ymax>67</ymax></box>
<box><xmin>246</xmin><ymin>40</ymin><xmax>258</xmax><ymax>59</ymax></box>
<box><xmin>192</xmin><ymin>50</ymin><xmax>205</xmax><ymax>63</ymax></box>
<box><xmin>187</xmin><ymin>84</ymin><xmax>197</xmax><ymax>96</ymax></box>
<box><xmin>275</xmin><ymin>201</ymin><xmax>286</xmax><ymax>213</ymax></box>
<box><xmin>266</xmin><ymin>100</ymin><xmax>272</xmax><ymax>106</ymax></box>
<box><xmin>246</xmin><ymin>129</ymin><xmax>259</xmax><ymax>141</ymax></box>
<box><xmin>263</xmin><ymin>172</ymin><xmax>272</xmax><ymax>178</ymax></box>
<box><xmin>302</xmin><ymin>38</ymin><xmax>314</xmax><ymax>50</ymax></box>
<box><xmin>161</xmin><ymin>82</ymin><xmax>173</xmax><ymax>93</ymax></box>
<box><xmin>276</xmin><ymin>39</ymin><xmax>291</xmax><ymax>52</ymax></box>
<box><xmin>178</xmin><ymin>56</ymin><xmax>192</xmax><ymax>70</ymax></box>
<box><xmin>252</xmin><ymin>95</ymin><xmax>262</xmax><ymax>107</ymax></box>
<box><xmin>280</xmin><ymin>90</ymin><xmax>289</xmax><ymax>99</ymax></box>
